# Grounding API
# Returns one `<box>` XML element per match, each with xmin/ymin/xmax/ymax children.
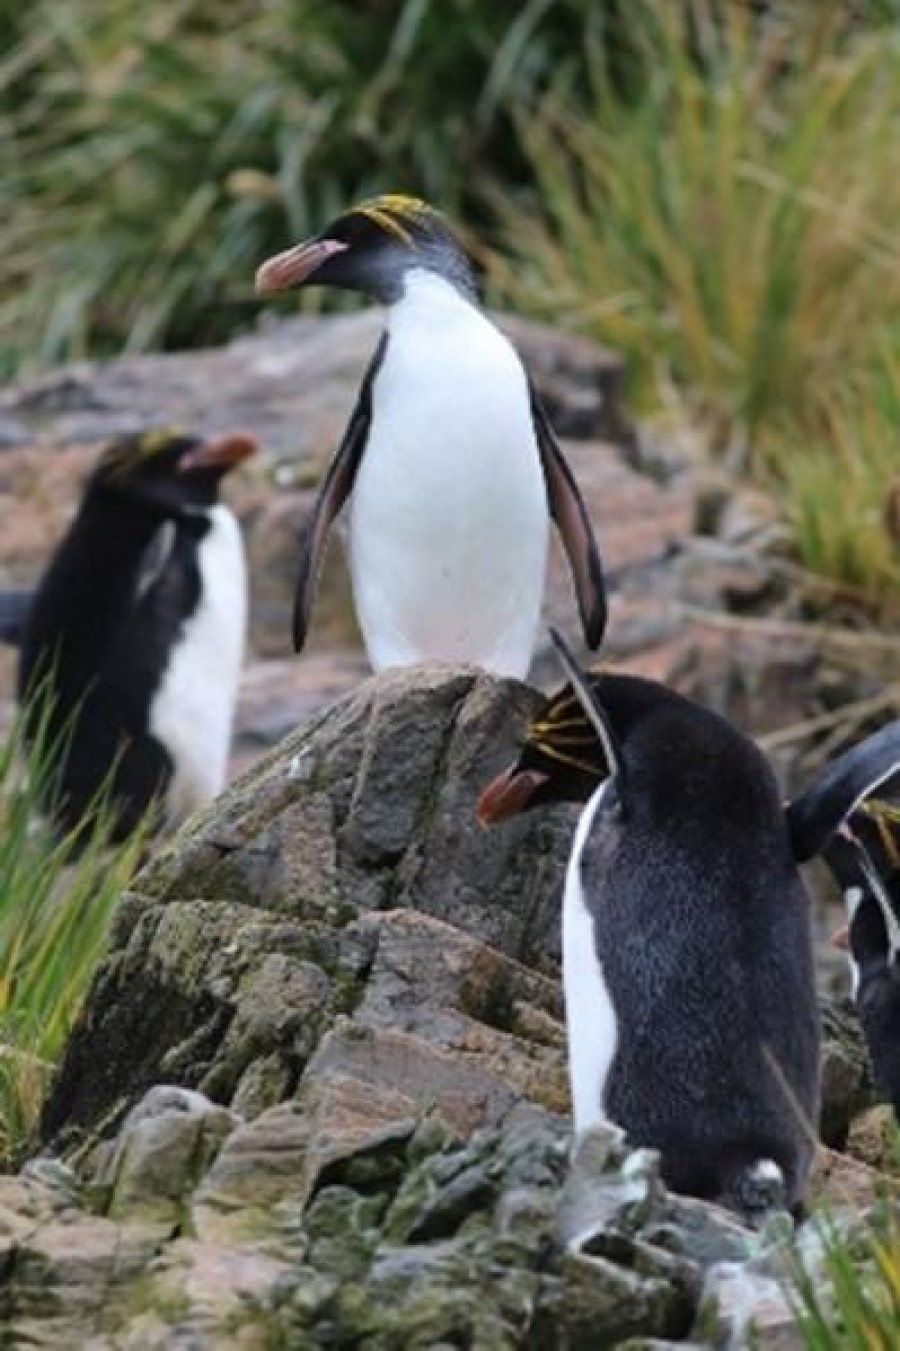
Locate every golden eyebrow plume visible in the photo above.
<box><xmin>351</xmin><ymin>195</ymin><xmax>433</xmax><ymax>246</ymax></box>
<box><xmin>526</xmin><ymin>683</ymin><xmax>610</xmax><ymax>776</ymax></box>
<box><xmin>100</xmin><ymin>426</ymin><xmax>185</xmax><ymax>477</ymax></box>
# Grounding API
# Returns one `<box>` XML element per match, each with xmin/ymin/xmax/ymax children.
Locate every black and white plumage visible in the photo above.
<box><xmin>477</xmin><ymin>636</ymin><xmax>827</xmax><ymax>1215</ymax></box>
<box><xmin>822</xmin><ymin>799</ymin><xmax>900</xmax><ymax>1121</ymax></box>
<box><xmin>479</xmin><ymin>643</ymin><xmax>900</xmax><ymax>1214</ymax></box>
<box><xmin>255</xmin><ymin>194</ymin><xmax>606</xmax><ymax>678</ymax></box>
<box><xmin>16</xmin><ymin>428</ymin><xmax>255</xmax><ymax>841</ymax></box>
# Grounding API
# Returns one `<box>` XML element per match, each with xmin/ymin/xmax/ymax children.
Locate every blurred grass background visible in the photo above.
<box><xmin>2</xmin><ymin>0</ymin><xmax>900</xmax><ymax>610</ymax></box>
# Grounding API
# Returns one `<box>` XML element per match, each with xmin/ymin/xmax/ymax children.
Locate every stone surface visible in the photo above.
<box><xmin>7</xmin><ymin>1099</ymin><xmax>888</xmax><ymax>1347</ymax></box>
<box><xmin>41</xmin><ymin>667</ymin><xmax>575</xmax><ymax>1152</ymax></box>
<box><xmin>819</xmin><ymin>998</ymin><xmax>872</xmax><ymax>1147</ymax></box>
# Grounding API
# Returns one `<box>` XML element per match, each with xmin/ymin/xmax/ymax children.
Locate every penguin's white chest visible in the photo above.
<box><xmin>349</xmin><ymin>272</ymin><xmax>549</xmax><ymax>678</ymax></box>
<box><xmin>150</xmin><ymin>505</ymin><xmax>246</xmax><ymax>824</ymax></box>
<box><xmin>563</xmin><ymin>781</ymin><xmax>618</xmax><ymax>1134</ymax></box>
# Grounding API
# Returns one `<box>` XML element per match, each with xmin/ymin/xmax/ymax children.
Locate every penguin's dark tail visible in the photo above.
<box><xmin>718</xmin><ymin>1158</ymin><xmax>786</xmax><ymax>1221</ymax></box>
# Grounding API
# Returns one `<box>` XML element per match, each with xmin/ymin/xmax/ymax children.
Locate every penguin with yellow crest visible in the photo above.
<box><xmin>256</xmin><ymin>194</ymin><xmax>606</xmax><ymax>678</ymax></box>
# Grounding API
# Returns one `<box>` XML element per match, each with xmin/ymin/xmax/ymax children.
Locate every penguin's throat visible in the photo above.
<box><xmin>390</xmin><ymin>268</ymin><xmax>478</xmax><ymax>320</ymax></box>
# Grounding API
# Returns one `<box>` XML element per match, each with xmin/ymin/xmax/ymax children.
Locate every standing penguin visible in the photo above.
<box><xmin>478</xmin><ymin>636</ymin><xmax>900</xmax><ymax>1215</ymax></box>
<box><xmin>255</xmin><ymin>194</ymin><xmax>606</xmax><ymax>678</ymax></box>
<box><xmin>17</xmin><ymin>428</ymin><xmax>255</xmax><ymax>841</ymax></box>
<box><xmin>822</xmin><ymin>800</ymin><xmax>900</xmax><ymax>1121</ymax></box>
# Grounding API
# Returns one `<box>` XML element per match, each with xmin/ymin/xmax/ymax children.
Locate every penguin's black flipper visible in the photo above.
<box><xmin>787</xmin><ymin>718</ymin><xmax>900</xmax><ymax>862</ymax></box>
<box><xmin>531</xmin><ymin>384</ymin><xmax>607</xmax><ymax>650</ymax></box>
<box><xmin>548</xmin><ymin>626</ymin><xmax>625</xmax><ymax>791</ymax></box>
<box><xmin>0</xmin><ymin>589</ymin><xmax>33</xmax><ymax>646</ymax></box>
<box><xmin>292</xmin><ymin>335</ymin><xmax>387</xmax><ymax>653</ymax></box>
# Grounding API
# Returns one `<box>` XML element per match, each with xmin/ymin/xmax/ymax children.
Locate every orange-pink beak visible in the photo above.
<box><xmin>255</xmin><ymin>239</ymin><xmax>348</xmax><ymax>293</ymax></box>
<box><xmin>476</xmin><ymin>766</ymin><xmax>549</xmax><ymax>826</ymax></box>
<box><xmin>178</xmin><ymin>430</ymin><xmax>257</xmax><ymax>473</ymax></box>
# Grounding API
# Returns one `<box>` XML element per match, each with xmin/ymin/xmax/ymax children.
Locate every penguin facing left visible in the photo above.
<box><xmin>477</xmin><ymin>635</ymin><xmax>900</xmax><ymax>1216</ymax></box>
<box><xmin>255</xmin><ymin>194</ymin><xmax>606</xmax><ymax>678</ymax></box>
<box><xmin>17</xmin><ymin>427</ymin><xmax>255</xmax><ymax>841</ymax></box>
<box><xmin>822</xmin><ymin>801</ymin><xmax>900</xmax><ymax>1121</ymax></box>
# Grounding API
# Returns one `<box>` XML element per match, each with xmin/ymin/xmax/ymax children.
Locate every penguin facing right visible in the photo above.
<box><xmin>17</xmin><ymin>427</ymin><xmax>255</xmax><ymax>841</ymax></box>
<box><xmin>822</xmin><ymin>800</ymin><xmax>900</xmax><ymax>1121</ymax></box>
<box><xmin>477</xmin><ymin>633</ymin><xmax>900</xmax><ymax>1216</ymax></box>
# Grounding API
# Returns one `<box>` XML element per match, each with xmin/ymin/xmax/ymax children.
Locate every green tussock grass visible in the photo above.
<box><xmin>491</xmin><ymin>0</ymin><xmax>900</xmax><ymax>609</ymax></box>
<box><xmin>0</xmin><ymin>0</ymin><xmax>599</xmax><ymax>374</ymax></box>
<box><xmin>790</xmin><ymin>1207</ymin><xmax>900</xmax><ymax>1349</ymax></box>
<box><xmin>0</xmin><ymin>702</ymin><xmax>144</xmax><ymax>1169</ymax></box>
<box><xmin>495</xmin><ymin>3</ymin><xmax>900</xmax><ymax>454</ymax></box>
<box><xmin>775</xmin><ymin>348</ymin><xmax>900</xmax><ymax>618</ymax></box>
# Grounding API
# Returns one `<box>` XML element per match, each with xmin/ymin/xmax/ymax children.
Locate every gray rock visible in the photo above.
<box><xmin>91</xmin><ymin>1086</ymin><xmax>239</xmax><ymax>1233</ymax></box>
<box><xmin>560</xmin><ymin>1249</ymin><xmax>693</xmax><ymax>1348</ymax></box>
<box><xmin>699</xmin><ymin>1261</ymin><xmax>802</xmax><ymax>1350</ymax></box>
<box><xmin>0</xmin><ymin>312</ymin><xmax>631</xmax><ymax>461</ymax></box>
<box><xmin>819</xmin><ymin>998</ymin><xmax>872</xmax><ymax>1147</ymax></box>
<box><xmin>7</xmin><ymin>1055</ymin><xmax>882</xmax><ymax>1347</ymax></box>
<box><xmin>41</xmin><ymin>668</ymin><xmax>575</xmax><ymax>1153</ymax></box>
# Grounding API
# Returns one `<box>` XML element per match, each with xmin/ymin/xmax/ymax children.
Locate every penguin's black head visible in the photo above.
<box><xmin>88</xmin><ymin>428</ymin><xmax>256</xmax><ymax>515</ymax></box>
<box><xmin>255</xmin><ymin>194</ymin><xmax>477</xmax><ymax>305</ymax></box>
<box><xmin>477</xmin><ymin>678</ymin><xmax>610</xmax><ymax>825</ymax></box>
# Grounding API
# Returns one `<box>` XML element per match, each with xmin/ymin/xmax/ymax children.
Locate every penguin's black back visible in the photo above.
<box><xmin>578</xmin><ymin>677</ymin><xmax>819</xmax><ymax>1210</ymax></box>
<box><xmin>18</xmin><ymin>499</ymin><xmax>207</xmax><ymax>839</ymax></box>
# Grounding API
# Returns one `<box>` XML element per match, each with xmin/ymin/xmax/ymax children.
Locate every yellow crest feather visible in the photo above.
<box><xmin>350</xmin><ymin>194</ymin><xmax>434</xmax><ymax>246</ymax></box>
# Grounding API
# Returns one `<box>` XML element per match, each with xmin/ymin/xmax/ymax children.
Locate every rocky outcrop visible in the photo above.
<box><xmin>42</xmin><ymin>667</ymin><xmax>574</xmax><ymax>1151</ymax></box>
<box><xmin>7</xmin><ymin>1091</ymin><xmax>889</xmax><ymax>1349</ymax></box>
<box><xmin>0</xmin><ymin>666</ymin><xmax>891</xmax><ymax>1346</ymax></box>
<box><xmin>6</xmin><ymin>1087</ymin><xmax>895</xmax><ymax>1347</ymax></box>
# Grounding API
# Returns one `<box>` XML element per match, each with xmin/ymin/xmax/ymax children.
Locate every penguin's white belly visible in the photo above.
<box><xmin>349</xmin><ymin>283</ymin><xmax>549</xmax><ymax>678</ymax></box>
<box><xmin>150</xmin><ymin>506</ymin><xmax>246</xmax><ymax>824</ymax></box>
<box><xmin>563</xmin><ymin>781</ymin><xmax>618</xmax><ymax>1134</ymax></box>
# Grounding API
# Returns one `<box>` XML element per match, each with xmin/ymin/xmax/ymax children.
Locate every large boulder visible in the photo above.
<box><xmin>42</xmin><ymin>667</ymin><xmax>576</xmax><ymax>1152</ymax></box>
<box><xmin>0</xmin><ymin>666</ymin><xmax>891</xmax><ymax>1348</ymax></box>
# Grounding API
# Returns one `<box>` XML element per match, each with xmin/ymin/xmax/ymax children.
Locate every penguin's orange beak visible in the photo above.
<box><xmin>476</xmin><ymin>766</ymin><xmax>549</xmax><ymax>826</ymax></box>
<box><xmin>178</xmin><ymin>431</ymin><xmax>257</xmax><ymax>473</ymax></box>
<box><xmin>255</xmin><ymin>239</ymin><xmax>348</xmax><ymax>293</ymax></box>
